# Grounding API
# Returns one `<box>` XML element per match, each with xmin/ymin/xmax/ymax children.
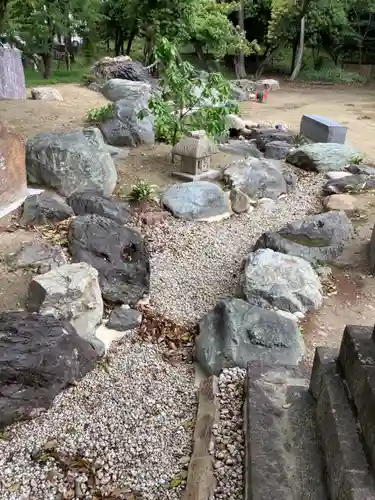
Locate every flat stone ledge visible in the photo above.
<box><xmin>245</xmin><ymin>362</ymin><xmax>327</xmax><ymax>500</ymax></box>
<box><xmin>184</xmin><ymin>375</ymin><xmax>219</xmax><ymax>500</ymax></box>
<box><xmin>316</xmin><ymin>368</ymin><xmax>375</xmax><ymax>500</ymax></box>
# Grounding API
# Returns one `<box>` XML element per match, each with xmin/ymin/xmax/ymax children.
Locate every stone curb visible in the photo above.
<box><xmin>184</xmin><ymin>375</ymin><xmax>219</xmax><ymax>500</ymax></box>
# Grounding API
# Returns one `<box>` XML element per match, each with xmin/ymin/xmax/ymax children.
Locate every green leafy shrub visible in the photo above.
<box><xmin>298</xmin><ymin>68</ymin><xmax>366</xmax><ymax>84</ymax></box>
<box><xmin>294</xmin><ymin>133</ymin><xmax>308</xmax><ymax>146</ymax></box>
<box><xmin>128</xmin><ymin>180</ymin><xmax>157</xmax><ymax>202</ymax></box>
<box><xmin>86</xmin><ymin>104</ymin><xmax>115</xmax><ymax>124</ymax></box>
<box><xmin>348</xmin><ymin>153</ymin><xmax>364</xmax><ymax>165</ymax></box>
<box><xmin>139</xmin><ymin>38</ymin><xmax>239</xmax><ymax>145</ymax></box>
<box><xmin>81</xmin><ymin>73</ymin><xmax>98</xmax><ymax>86</ymax></box>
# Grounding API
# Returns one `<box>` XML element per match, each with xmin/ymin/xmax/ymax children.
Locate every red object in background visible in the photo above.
<box><xmin>255</xmin><ymin>86</ymin><xmax>269</xmax><ymax>103</ymax></box>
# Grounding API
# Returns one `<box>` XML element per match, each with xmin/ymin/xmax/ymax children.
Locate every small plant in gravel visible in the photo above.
<box><xmin>348</xmin><ymin>153</ymin><xmax>364</xmax><ymax>165</ymax></box>
<box><xmin>294</xmin><ymin>133</ymin><xmax>308</xmax><ymax>146</ymax></box>
<box><xmin>138</xmin><ymin>38</ymin><xmax>239</xmax><ymax>145</ymax></box>
<box><xmin>127</xmin><ymin>180</ymin><xmax>157</xmax><ymax>202</ymax></box>
<box><xmin>86</xmin><ymin>104</ymin><xmax>115</xmax><ymax>124</ymax></box>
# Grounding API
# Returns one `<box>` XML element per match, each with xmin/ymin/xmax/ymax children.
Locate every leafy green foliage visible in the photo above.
<box><xmin>128</xmin><ymin>180</ymin><xmax>157</xmax><ymax>202</ymax></box>
<box><xmin>140</xmin><ymin>38</ymin><xmax>239</xmax><ymax>145</ymax></box>
<box><xmin>348</xmin><ymin>153</ymin><xmax>364</xmax><ymax>164</ymax></box>
<box><xmin>298</xmin><ymin>67</ymin><xmax>366</xmax><ymax>83</ymax></box>
<box><xmin>86</xmin><ymin>104</ymin><xmax>115</xmax><ymax>124</ymax></box>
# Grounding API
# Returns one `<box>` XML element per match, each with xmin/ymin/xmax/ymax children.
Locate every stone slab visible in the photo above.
<box><xmin>245</xmin><ymin>363</ymin><xmax>328</xmax><ymax>500</ymax></box>
<box><xmin>184</xmin><ymin>376</ymin><xmax>219</xmax><ymax>500</ymax></box>
<box><xmin>309</xmin><ymin>346</ymin><xmax>339</xmax><ymax>400</ymax></box>
<box><xmin>316</xmin><ymin>368</ymin><xmax>375</xmax><ymax>500</ymax></box>
<box><xmin>300</xmin><ymin>114</ymin><xmax>347</xmax><ymax>144</ymax></box>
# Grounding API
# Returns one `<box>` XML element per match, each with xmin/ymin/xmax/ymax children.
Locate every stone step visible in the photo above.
<box><xmin>244</xmin><ymin>363</ymin><xmax>328</xmax><ymax>500</ymax></box>
<box><xmin>338</xmin><ymin>325</ymin><xmax>375</xmax><ymax>475</ymax></box>
<box><xmin>311</xmin><ymin>347</ymin><xmax>375</xmax><ymax>500</ymax></box>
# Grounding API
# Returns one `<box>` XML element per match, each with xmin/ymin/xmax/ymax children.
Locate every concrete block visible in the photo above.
<box><xmin>300</xmin><ymin>114</ymin><xmax>347</xmax><ymax>144</ymax></box>
<box><xmin>316</xmin><ymin>371</ymin><xmax>375</xmax><ymax>500</ymax></box>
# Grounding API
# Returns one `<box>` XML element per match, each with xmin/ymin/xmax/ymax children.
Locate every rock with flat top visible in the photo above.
<box><xmin>107</xmin><ymin>306</ymin><xmax>142</xmax><ymax>331</ymax></box>
<box><xmin>196</xmin><ymin>298</ymin><xmax>304</xmax><ymax>376</ymax></box>
<box><xmin>14</xmin><ymin>242</ymin><xmax>67</xmax><ymax>274</ymax></box>
<box><xmin>230</xmin><ymin>188</ymin><xmax>252</xmax><ymax>213</ymax></box>
<box><xmin>323</xmin><ymin>194</ymin><xmax>357</xmax><ymax>214</ymax></box>
<box><xmin>162</xmin><ymin>181</ymin><xmax>231</xmax><ymax>221</ymax></box>
<box><xmin>26</xmin><ymin>263</ymin><xmax>103</xmax><ymax>348</ymax></box>
<box><xmin>67</xmin><ymin>190</ymin><xmax>131</xmax><ymax>224</ymax></box>
<box><xmin>31</xmin><ymin>87</ymin><xmax>63</xmax><ymax>101</ymax></box>
<box><xmin>287</xmin><ymin>143</ymin><xmax>359</xmax><ymax>172</ymax></box>
<box><xmin>21</xmin><ymin>191</ymin><xmax>74</xmax><ymax>226</ymax></box>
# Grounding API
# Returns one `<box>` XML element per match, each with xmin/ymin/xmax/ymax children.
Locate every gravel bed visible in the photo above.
<box><xmin>212</xmin><ymin>368</ymin><xmax>246</xmax><ymax>500</ymax></box>
<box><xmin>142</xmin><ymin>169</ymin><xmax>325</xmax><ymax>323</ymax></box>
<box><xmin>0</xmin><ymin>336</ymin><xmax>196</xmax><ymax>500</ymax></box>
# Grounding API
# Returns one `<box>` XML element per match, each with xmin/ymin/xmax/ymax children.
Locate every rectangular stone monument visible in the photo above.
<box><xmin>300</xmin><ymin>114</ymin><xmax>347</xmax><ymax>144</ymax></box>
<box><xmin>0</xmin><ymin>122</ymin><xmax>28</xmax><ymax>219</ymax></box>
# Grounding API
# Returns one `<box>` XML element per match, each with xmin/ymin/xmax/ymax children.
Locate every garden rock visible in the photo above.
<box><xmin>67</xmin><ymin>190</ymin><xmax>132</xmax><ymax>224</ymax></box>
<box><xmin>326</xmin><ymin>171</ymin><xmax>352</xmax><ymax>180</ymax></box>
<box><xmin>219</xmin><ymin>140</ymin><xmax>262</xmax><ymax>159</ymax></box>
<box><xmin>283</xmin><ymin>172</ymin><xmax>298</xmax><ymax>192</ymax></box>
<box><xmin>256</xmin><ymin>79</ymin><xmax>280</xmax><ymax>91</ymax></box>
<box><xmin>99</xmin><ymin>98</ymin><xmax>154</xmax><ymax>147</ymax></box>
<box><xmin>68</xmin><ymin>214</ymin><xmax>150</xmax><ymax>305</ymax></box>
<box><xmin>100</xmin><ymin>79</ymin><xmax>151</xmax><ymax>102</ymax></box>
<box><xmin>20</xmin><ymin>191</ymin><xmax>74</xmax><ymax>226</ymax></box>
<box><xmin>230</xmin><ymin>188</ymin><xmax>252</xmax><ymax>213</ymax></box>
<box><xmin>346</xmin><ymin>164</ymin><xmax>375</xmax><ymax>176</ymax></box>
<box><xmin>265</xmin><ymin>141</ymin><xmax>294</xmax><ymax>160</ymax></box>
<box><xmin>27</xmin><ymin>263</ymin><xmax>103</xmax><ymax>346</ymax></box>
<box><xmin>323</xmin><ymin>174</ymin><xmax>375</xmax><ymax>195</ymax></box>
<box><xmin>230</xmin><ymin>85</ymin><xmax>248</xmax><ymax>102</ymax></box>
<box><xmin>107</xmin><ymin>305</ymin><xmax>142</xmax><ymax>331</ymax></box>
<box><xmin>254</xmin><ymin>211</ymin><xmax>353</xmax><ymax>263</ymax></box>
<box><xmin>323</xmin><ymin>194</ymin><xmax>357</xmax><ymax>214</ymax></box>
<box><xmin>92</xmin><ymin>57</ymin><xmax>150</xmax><ymax>82</ymax></box>
<box><xmin>195</xmin><ymin>297</ymin><xmax>305</xmax><ymax>376</ymax></box>
<box><xmin>31</xmin><ymin>87</ymin><xmax>63</xmax><ymax>101</ymax></box>
<box><xmin>286</xmin><ymin>143</ymin><xmax>359</xmax><ymax>172</ymax></box>
<box><xmin>224</xmin><ymin>158</ymin><xmax>287</xmax><ymax>200</ymax></box>
<box><xmin>0</xmin><ymin>311</ymin><xmax>98</xmax><ymax>428</ymax></box>
<box><xmin>162</xmin><ymin>181</ymin><xmax>231</xmax><ymax>221</ymax></box>
<box><xmin>26</xmin><ymin>128</ymin><xmax>117</xmax><ymax>197</ymax></box>
<box><xmin>252</xmin><ymin>128</ymin><xmax>294</xmax><ymax>151</ymax></box>
<box><xmin>242</xmin><ymin>248</ymin><xmax>322</xmax><ymax>314</ymax></box>
<box><xmin>226</xmin><ymin>114</ymin><xmax>247</xmax><ymax>131</ymax></box>
<box><xmin>14</xmin><ymin>242</ymin><xmax>67</xmax><ymax>274</ymax></box>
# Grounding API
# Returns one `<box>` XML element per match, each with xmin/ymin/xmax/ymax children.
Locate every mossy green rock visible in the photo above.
<box><xmin>286</xmin><ymin>143</ymin><xmax>360</xmax><ymax>172</ymax></box>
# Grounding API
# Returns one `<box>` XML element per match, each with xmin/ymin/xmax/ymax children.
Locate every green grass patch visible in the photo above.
<box><xmin>298</xmin><ymin>67</ymin><xmax>366</xmax><ymax>84</ymax></box>
<box><xmin>24</xmin><ymin>61</ymin><xmax>93</xmax><ymax>87</ymax></box>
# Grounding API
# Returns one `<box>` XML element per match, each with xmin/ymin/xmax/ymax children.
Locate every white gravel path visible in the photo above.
<box><xmin>145</xmin><ymin>170</ymin><xmax>325</xmax><ymax>324</ymax></box>
<box><xmin>0</xmin><ymin>336</ymin><xmax>196</xmax><ymax>500</ymax></box>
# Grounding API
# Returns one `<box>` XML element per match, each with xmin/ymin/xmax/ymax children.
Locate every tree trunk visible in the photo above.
<box><xmin>126</xmin><ymin>29</ymin><xmax>136</xmax><ymax>56</ymax></box>
<box><xmin>0</xmin><ymin>0</ymin><xmax>8</xmax><ymax>33</ymax></box>
<box><xmin>290</xmin><ymin>16</ymin><xmax>305</xmax><ymax>80</ymax></box>
<box><xmin>42</xmin><ymin>52</ymin><xmax>53</xmax><ymax>79</ymax></box>
<box><xmin>291</xmin><ymin>35</ymin><xmax>298</xmax><ymax>74</ymax></box>
<box><xmin>237</xmin><ymin>0</ymin><xmax>246</xmax><ymax>78</ymax></box>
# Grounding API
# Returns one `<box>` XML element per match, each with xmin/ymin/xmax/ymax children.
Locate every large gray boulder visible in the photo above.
<box><xmin>162</xmin><ymin>181</ymin><xmax>231</xmax><ymax>221</ymax></box>
<box><xmin>67</xmin><ymin>190</ymin><xmax>132</xmax><ymax>224</ymax></box>
<box><xmin>31</xmin><ymin>86</ymin><xmax>63</xmax><ymax>101</ymax></box>
<box><xmin>68</xmin><ymin>215</ymin><xmax>150</xmax><ymax>305</ymax></box>
<box><xmin>251</xmin><ymin>128</ymin><xmax>294</xmax><ymax>152</ymax></box>
<box><xmin>92</xmin><ymin>58</ymin><xmax>150</xmax><ymax>82</ymax></box>
<box><xmin>196</xmin><ymin>298</ymin><xmax>305</xmax><ymax>376</ymax></box>
<box><xmin>26</xmin><ymin>128</ymin><xmax>117</xmax><ymax>197</ymax></box>
<box><xmin>100</xmin><ymin>79</ymin><xmax>151</xmax><ymax>103</ymax></box>
<box><xmin>254</xmin><ymin>211</ymin><xmax>353</xmax><ymax>263</ymax></box>
<box><xmin>242</xmin><ymin>249</ymin><xmax>322</xmax><ymax>314</ymax></box>
<box><xmin>286</xmin><ymin>143</ymin><xmax>359</xmax><ymax>172</ymax></box>
<box><xmin>0</xmin><ymin>312</ymin><xmax>98</xmax><ymax>428</ymax></box>
<box><xmin>265</xmin><ymin>141</ymin><xmax>294</xmax><ymax>160</ymax></box>
<box><xmin>224</xmin><ymin>158</ymin><xmax>287</xmax><ymax>200</ymax></box>
<box><xmin>99</xmin><ymin>98</ymin><xmax>154</xmax><ymax>147</ymax></box>
<box><xmin>27</xmin><ymin>263</ymin><xmax>103</xmax><ymax>349</ymax></box>
<box><xmin>20</xmin><ymin>191</ymin><xmax>74</xmax><ymax>226</ymax></box>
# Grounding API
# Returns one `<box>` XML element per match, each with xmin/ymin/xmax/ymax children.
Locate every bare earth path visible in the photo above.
<box><xmin>1</xmin><ymin>81</ymin><xmax>375</xmax><ymax>358</ymax></box>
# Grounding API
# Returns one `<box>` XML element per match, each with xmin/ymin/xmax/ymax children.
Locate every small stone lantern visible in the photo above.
<box><xmin>171</xmin><ymin>130</ymin><xmax>219</xmax><ymax>181</ymax></box>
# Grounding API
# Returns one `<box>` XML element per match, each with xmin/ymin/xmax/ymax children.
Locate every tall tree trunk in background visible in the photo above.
<box><xmin>126</xmin><ymin>29</ymin><xmax>136</xmax><ymax>56</ymax></box>
<box><xmin>291</xmin><ymin>35</ymin><xmax>298</xmax><ymax>74</ymax></box>
<box><xmin>236</xmin><ymin>0</ymin><xmax>246</xmax><ymax>78</ymax></box>
<box><xmin>42</xmin><ymin>52</ymin><xmax>53</xmax><ymax>79</ymax></box>
<box><xmin>0</xmin><ymin>0</ymin><xmax>8</xmax><ymax>34</ymax></box>
<box><xmin>290</xmin><ymin>16</ymin><xmax>305</xmax><ymax>80</ymax></box>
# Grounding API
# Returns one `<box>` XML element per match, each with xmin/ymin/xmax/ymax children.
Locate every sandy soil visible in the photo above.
<box><xmin>1</xmin><ymin>80</ymin><xmax>375</xmax><ymax>358</ymax></box>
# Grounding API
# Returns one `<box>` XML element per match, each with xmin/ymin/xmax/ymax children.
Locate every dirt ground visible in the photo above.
<box><xmin>1</xmin><ymin>80</ymin><xmax>375</xmax><ymax>359</ymax></box>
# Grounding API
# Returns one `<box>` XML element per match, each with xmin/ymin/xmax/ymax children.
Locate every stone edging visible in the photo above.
<box><xmin>184</xmin><ymin>375</ymin><xmax>219</xmax><ymax>500</ymax></box>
